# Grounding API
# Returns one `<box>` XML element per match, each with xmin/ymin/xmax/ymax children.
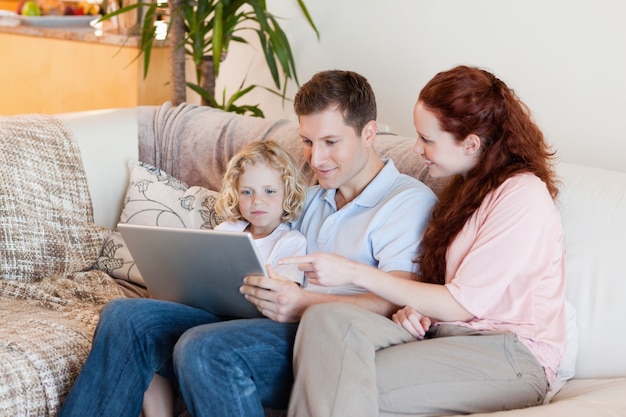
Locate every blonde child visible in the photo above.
<box><xmin>141</xmin><ymin>140</ymin><xmax>307</xmax><ymax>417</ymax></box>
<box><xmin>213</xmin><ymin>139</ymin><xmax>308</xmax><ymax>284</ymax></box>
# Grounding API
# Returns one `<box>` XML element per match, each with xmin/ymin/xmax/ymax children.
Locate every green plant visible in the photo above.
<box><xmin>103</xmin><ymin>0</ymin><xmax>318</xmax><ymax>117</ymax></box>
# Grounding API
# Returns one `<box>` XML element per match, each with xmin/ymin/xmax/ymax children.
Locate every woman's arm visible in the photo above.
<box><xmin>280</xmin><ymin>253</ymin><xmax>473</xmax><ymax>322</ymax></box>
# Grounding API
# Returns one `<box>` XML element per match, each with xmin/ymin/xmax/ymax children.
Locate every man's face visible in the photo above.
<box><xmin>299</xmin><ymin>108</ymin><xmax>368</xmax><ymax>191</ymax></box>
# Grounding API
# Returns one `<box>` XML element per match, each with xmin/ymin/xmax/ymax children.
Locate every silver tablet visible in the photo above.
<box><xmin>117</xmin><ymin>223</ymin><xmax>267</xmax><ymax>318</ymax></box>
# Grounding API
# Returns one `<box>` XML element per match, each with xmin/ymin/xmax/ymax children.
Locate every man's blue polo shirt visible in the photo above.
<box><xmin>293</xmin><ymin>159</ymin><xmax>437</xmax><ymax>295</ymax></box>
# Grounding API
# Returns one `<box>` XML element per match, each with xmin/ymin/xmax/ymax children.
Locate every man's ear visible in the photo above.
<box><xmin>463</xmin><ymin>134</ymin><xmax>481</xmax><ymax>155</ymax></box>
<box><xmin>362</xmin><ymin>120</ymin><xmax>377</xmax><ymax>146</ymax></box>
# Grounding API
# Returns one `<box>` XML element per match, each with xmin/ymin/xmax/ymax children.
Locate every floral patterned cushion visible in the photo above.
<box><xmin>94</xmin><ymin>161</ymin><xmax>224</xmax><ymax>286</ymax></box>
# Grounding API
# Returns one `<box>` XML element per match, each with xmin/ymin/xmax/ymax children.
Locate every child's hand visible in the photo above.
<box><xmin>263</xmin><ymin>263</ymin><xmax>291</xmax><ymax>281</ymax></box>
<box><xmin>240</xmin><ymin>264</ymin><xmax>308</xmax><ymax>322</ymax></box>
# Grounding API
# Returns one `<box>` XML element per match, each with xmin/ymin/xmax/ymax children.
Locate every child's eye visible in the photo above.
<box><xmin>266</xmin><ymin>189</ymin><xmax>277</xmax><ymax>195</ymax></box>
<box><xmin>240</xmin><ymin>190</ymin><xmax>253</xmax><ymax>195</ymax></box>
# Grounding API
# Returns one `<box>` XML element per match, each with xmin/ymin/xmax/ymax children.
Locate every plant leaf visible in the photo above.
<box><xmin>212</xmin><ymin>1</ymin><xmax>223</xmax><ymax>76</ymax></box>
<box><xmin>111</xmin><ymin>0</ymin><xmax>319</xmax><ymax>115</ymax></box>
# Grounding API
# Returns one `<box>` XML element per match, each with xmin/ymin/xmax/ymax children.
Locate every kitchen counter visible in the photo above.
<box><xmin>0</xmin><ymin>20</ymin><xmax>146</xmax><ymax>46</ymax></box>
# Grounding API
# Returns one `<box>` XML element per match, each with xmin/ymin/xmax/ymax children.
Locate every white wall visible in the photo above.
<box><xmin>214</xmin><ymin>0</ymin><xmax>626</xmax><ymax>173</ymax></box>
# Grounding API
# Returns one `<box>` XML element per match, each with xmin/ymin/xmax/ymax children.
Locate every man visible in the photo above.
<box><xmin>173</xmin><ymin>71</ymin><xmax>437</xmax><ymax>416</ymax></box>
<box><xmin>59</xmin><ymin>70</ymin><xmax>437</xmax><ymax>417</ymax></box>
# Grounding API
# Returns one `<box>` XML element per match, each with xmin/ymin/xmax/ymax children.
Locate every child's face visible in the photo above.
<box><xmin>237</xmin><ymin>162</ymin><xmax>286</xmax><ymax>238</ymax></box>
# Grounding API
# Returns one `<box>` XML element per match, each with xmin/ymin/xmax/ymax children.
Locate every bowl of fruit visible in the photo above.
<box><xmin>17</xmin><ymin>0</ymin><xmax>101</xmax><ymax>26</ymax></box>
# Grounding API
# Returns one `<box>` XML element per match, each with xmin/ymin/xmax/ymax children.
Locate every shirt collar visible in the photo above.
<box><xmin>321</xmin><ymin>159</ymin><xmax>400</xmax><ymax>209</ymax></box>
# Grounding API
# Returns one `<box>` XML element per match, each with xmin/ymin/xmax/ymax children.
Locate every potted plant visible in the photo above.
<box><xmin>103</xmin><ymin>0</ymin><xmax>318</xmax><ymax>117</ymax></box>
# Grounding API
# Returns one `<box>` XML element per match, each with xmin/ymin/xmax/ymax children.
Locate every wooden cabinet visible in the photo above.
<box><xmin>0</xmin><ymin>0</ymin><xmax>19</xmax><ymax>12</ymax></box>
<box><xmin>0</xmin><ymin>24</ymin><xmax>171</xmax><ymax>115</ymax></box>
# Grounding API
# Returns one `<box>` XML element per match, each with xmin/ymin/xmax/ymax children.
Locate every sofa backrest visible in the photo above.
<box><xmin>59</xmin><ymin>108</ymin><xmax>139</xmax><ymax>229</ymax></box>
<box><xmin>67</xmin><ymin>105</ymin><xmax>625</xmax><ymax>380</ymax></box>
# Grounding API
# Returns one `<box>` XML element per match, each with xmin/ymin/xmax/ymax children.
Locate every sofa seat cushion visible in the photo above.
<box><xmin>0</xmin><ymin>270</ymin><xmax>128</xmax><ymax>416</ymax></box>
<box><xmin>446</xmin><ymin>378</ymin><xmax>626</xmax><ymax>416</ymax></box>
<box><xmin>0</xmin><ymin>114</ymin><xmax>110</xmax><ymax>283</ymax></box>
<box><xmin>0</xmin><ymin>299</ymin><xmax>94</xmax><ymax>415</ymax></box>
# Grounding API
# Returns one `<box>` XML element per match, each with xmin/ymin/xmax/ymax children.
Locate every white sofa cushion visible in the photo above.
<box><xmin>555</xmin><ymin>162</ymin><xmax>626</xmax><ymax>379</ymax></box>
<box><xmin>59</xmin><ymin>108</ymin><xmax>139</xmax><ymax>229</ymax></box>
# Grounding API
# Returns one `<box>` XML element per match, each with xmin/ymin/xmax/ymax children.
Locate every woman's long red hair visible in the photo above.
<box><xmin>416</xmin><ymin>66</ymin><xmax>559</xmax><ymax>285</ymax></box>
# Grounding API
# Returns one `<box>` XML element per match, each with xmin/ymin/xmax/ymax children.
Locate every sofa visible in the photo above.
<box><xmin>0</xmin><ymin>102</ymin><xmax>624</xmax><ymax>417</ymax></box>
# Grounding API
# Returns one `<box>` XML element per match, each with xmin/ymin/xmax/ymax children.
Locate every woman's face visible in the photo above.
<box><xmin>412</xmin><ymin>101</ymin><xmax>479</xmax><ymax>178</ymax></box>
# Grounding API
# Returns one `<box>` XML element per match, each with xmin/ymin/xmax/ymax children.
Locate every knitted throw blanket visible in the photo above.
<box><xmin>0</xmin><ymin>114</ymin><xmax>126</xmax><ymax>416</ymax></box>
<box><xmin>136</xmin><ymin>102</ymin><xmax>448</xmax><ymax>197</ymax></box>
<box><xmin>0</xmin><ymin>270</ymin><xmax>127</xmax><ymax>415</ymax></box>
<box><xmin>137</xmin><ymin>102</ymin><xmax>316</xmax><ymax>191</ymax></box>
<box><xmin>0</xmin><ymin>114</ymin><xmax>110</xmax><ymax>283</ymax></box>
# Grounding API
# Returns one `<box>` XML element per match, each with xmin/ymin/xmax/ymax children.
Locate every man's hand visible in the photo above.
<box><xmin>240</xmin><ymin>265</ymin><xmax>309</xmax><ymax>323</ymax></box>
<box><xmin>392</xmin><ymin>306</ymin><xmax>432</xmax><ymax>339</ymax></box>
<box><xmin>279</xmin><ymin>252</ymin><xmax>359</xmax><ymax>287</ymax></box>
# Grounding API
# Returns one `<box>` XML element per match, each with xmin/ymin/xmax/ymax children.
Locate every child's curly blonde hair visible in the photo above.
<box><xmin>215</xmin><ymin>140</ymin><xmax>307</xmax><ymax>224</ymax></box>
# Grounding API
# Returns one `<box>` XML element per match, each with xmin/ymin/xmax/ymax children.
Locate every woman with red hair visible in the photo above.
<box><xmin>284</xmin><ymin>65</ymin><xmax>568</xmax><ymax>416</ymax></box>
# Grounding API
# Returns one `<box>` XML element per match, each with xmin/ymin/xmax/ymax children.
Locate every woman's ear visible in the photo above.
<box><xmin>463</xmin><ymin>134</ymin><xmax>482</xmax><ymax>155</ymax></box>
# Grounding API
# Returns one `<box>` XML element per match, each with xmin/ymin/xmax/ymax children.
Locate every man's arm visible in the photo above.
<box><xmin>240</xmin><ymin>268</ymin><xmax>412</xmax><ymax>323</ymax></box>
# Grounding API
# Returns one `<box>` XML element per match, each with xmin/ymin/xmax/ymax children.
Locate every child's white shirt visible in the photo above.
<box><xmin>215</xmin><ymin>221</ymin><xmax>307</xmax><ymax>285</ymax></box>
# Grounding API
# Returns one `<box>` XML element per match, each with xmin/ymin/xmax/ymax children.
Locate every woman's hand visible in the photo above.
<box><xmin>392</xmin><ymin>306</ymin><xmax>432</xmax><ymax>339</ymax></box>
<box><xmin>279</xmin><ymin>252</ymin><xmax>359</xmax><ymax>287</ymax></box>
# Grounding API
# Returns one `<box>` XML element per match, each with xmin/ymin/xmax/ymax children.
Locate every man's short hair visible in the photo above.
<box><xmin>294</xmin><ymin>70</ymin><xmax>377</xmax><ymax>136</ymax></box>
